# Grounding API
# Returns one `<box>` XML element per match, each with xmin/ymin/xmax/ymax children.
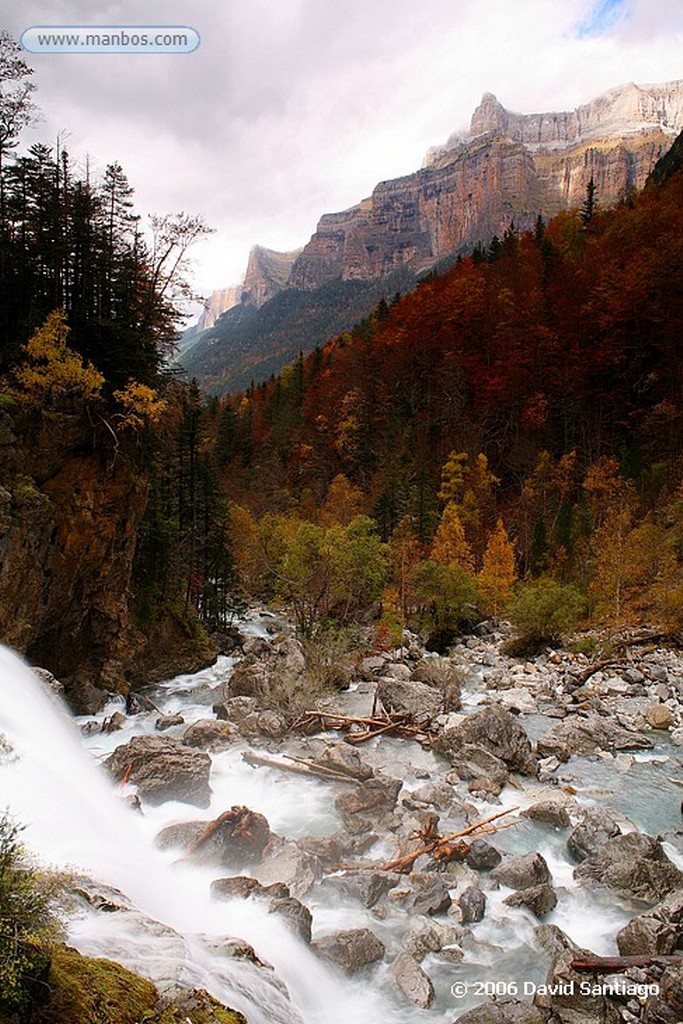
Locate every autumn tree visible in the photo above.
<box><xmin>431</xmin><ymin>502</ymin><xmax>475</xmax><ymax>573</ymax></box>
<box><xmin>388</xmin><ymin>516</ymin><xmax>423</xmax><ymax>617</ymax></box>
<box><xmin>478</xmin><ymin>518</ymin><xmax>517</xmax><ymax>615</ymax></box>
<box><xmin>319</xmin><ymin>473</ymin><xmax>363</xmax><ymax>526</ymax></box>
<box><xmin>11</xmin><ymin>309</ymin><xmax>103</xmax><ymax>406</ymax></box>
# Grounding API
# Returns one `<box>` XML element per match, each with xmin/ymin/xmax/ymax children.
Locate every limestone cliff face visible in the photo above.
<box><xmin>241</xmin><ymin>244</ymin><xmax>302</xmax><ymax>307</ymax></box>
<box><xmin>196</xmin><ymin>286</ymin><xmax>240</xmax><ymax>331</ymax></box>
<box><xmin>288</xmin><ymin>80</ymin><xmax>683</xmax><ymax>290</ymax></box>
<box><xmin>449</xmin><ymin>80</ymin><xmax>683</xmax><ymax>153</ymax></box>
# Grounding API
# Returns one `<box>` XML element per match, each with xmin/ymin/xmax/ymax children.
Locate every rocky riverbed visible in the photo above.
<box><xmin>71</xmin><ymin>613</ymin><xmax>683</xmax><ymax>1023</ymax></box>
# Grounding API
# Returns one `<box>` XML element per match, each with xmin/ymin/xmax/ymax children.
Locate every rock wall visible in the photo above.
<box><xmin>0</xmin><ymin>407</ymin><xmax>214</xmax><ymax>710</ymax></box>
<box><xmin>241</xmin><ymin>244</ymin><xmax>302</xmax><ymax>307</ymax></box>
<box><xmin>288</xmin><ymin>80</ymin><xmax>683</xmax><ymax>290</ymax></box>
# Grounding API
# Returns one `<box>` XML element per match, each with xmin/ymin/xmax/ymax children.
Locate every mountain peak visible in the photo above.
<box><xmin>470</xmin><ymin>92</ymin><xmax>508</xmax><ymax>136</ymax></box>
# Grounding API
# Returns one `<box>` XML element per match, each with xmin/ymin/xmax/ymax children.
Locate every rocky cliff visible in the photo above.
<box><xmin>289</xmin><ymin>80</ymin><xmax>683</xmax><ymax>289</ymax></box>
<box><xmin>241</xmin><ymin>244</ymin><xmax>302</xmax><ymax>308</ymax></box>
<box><xmin>181</xmin><ymin>79</ymin><xmax>683</xmax><ymax>393</ymax></box>
<box><xmin>0</xmin><ymin>407</ymin><xmax>214</xmax><ymax>711</ymax></box>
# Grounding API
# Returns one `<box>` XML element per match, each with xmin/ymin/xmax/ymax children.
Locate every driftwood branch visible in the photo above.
<box><xmin>571</xmin><ymin>955</ymin><xmax>683</xmax><ymax>973</ymax></box>
<box><xmin>242</xmin><ymin>750</ymin><xmax>359</xmax><ymax>785</ymax></box>
<box><xmin>185</xmin><ymin>810</ymin><xmax>235</xmax><ymax>855</ymax></box>
<box><xmin>328</xmin><ymin>806</ymin><xmax>519</xmax><ymax>874</ymax></box>
<box><xmin>299</xmin><ymin>709</ymin><xmax>431</xmax><ymax>744</ymax></box>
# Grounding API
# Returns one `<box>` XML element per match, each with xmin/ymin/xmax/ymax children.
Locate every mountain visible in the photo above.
<box><xmin>178</xmin><ymin>286</ymin><xmax>241</xmax><ymax>356</ymax></box>
<box><xmin>183</xmin><ymin>80</ymin><xmax>683</xmax><ymax>394</ymax></box>
<box><xmin>216</xmin><ymin>144</ymin><xmax>683</xmax><ymax>548</ymax></box>
<box><xmin>179</xmin><ymin>245</ymin><xmax>301</xmax><ymax>360</ymax></box>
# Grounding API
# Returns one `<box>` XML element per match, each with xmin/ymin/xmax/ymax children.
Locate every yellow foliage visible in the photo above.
<box><xmin>431</xmin><ymin>502</ymin><xmax>474</xmax><ymax>573</ymax></box>
<box><xmin>228</xmin><ymin>504</ymin><xmax>260</xmax><ymax>591</ymax></box>
<box><xmin>318</xmin><ymin>473</ymin><xmax>363</xmax><ymax>527</ymax></box>
<box><xmin>112</xmin><ymin>381</ymin><xmax>167</xmax><ymax>430</ymax></box>
<box><xmin>12</xmin><ymin>310</ymin><xmax>104</xmax><ymax>406</ymax></box>
<box><xmin>478</xmin><ymin>518</ymin><xmax>517</xmax><ymax>615</ymax></box>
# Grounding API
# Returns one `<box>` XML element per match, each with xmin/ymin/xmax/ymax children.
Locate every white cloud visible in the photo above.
<box><xmin>5</xmin><ymin>0</ymin><xmax>682</xmax><ymax>304</ymax></box>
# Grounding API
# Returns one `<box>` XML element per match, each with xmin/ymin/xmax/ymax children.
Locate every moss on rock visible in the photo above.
<box><xmin>22</xmin><ymin>945</ymin><xmax>247</xmax><ymax>1024</ymax></box>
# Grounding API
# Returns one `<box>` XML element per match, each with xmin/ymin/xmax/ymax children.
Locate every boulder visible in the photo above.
<box><xmin>376</xmin><ymin>678</ymin><xmax>444</xmax><ymax>726</ymax></box>
<box><xmin>492</xmin><ymin>852</ymin><xmax>551</xmax><ymax>891</ymax></box>
<box><xmin>155</xmin><ymin>713</ymin><xmax>185</xmax><ymax>731</ymax></box>
<box><xmin>411</xmin><ymin>657</ymin><xmax>463</xmax><ymax>711</ymax></box>
<box><xmin>434</xmin><ymin>707</ymin><xmax>537</xmax><ymax>776</ymax></box>
<box><xmin>297</xmin><ymin>830</ymin><xmax>377</xmax><ymax>867</ymax></box>
<box><xmin>312</xmin><ymin>927</ymin><xmax>385</xmax><ymax>973</ymax></box>
<box><xmin>504</xmin><ymin>883</ymin><xmax>557</xmax><ymax>919</ymax></box>
<box><xmin>646</xmin><ymin>703</ymin><xmax>674</xmax><ymax>730</ymax></box>
<box><xmin>105</xmin><ymin>735</ymin><xmax>211</xmax><ymax>807</ymax></box>
<box><xmin>575</xmin><ymin>832</ymin><xmax>683</xmax><ymax>902</ymax></box>
<box><xmin>212</xmin><ymin>695</ymin><xmax>259</xmax><ymax>724</ymax></box>
<box><xmin>268</xmin><ymin>895</ymin><xmax>313</xmax><ymax>944</ymax></box>
<box><xmin>102</xmin><ymin>711</ymin><xmax>127</xmax><ymax>733</ymax></box>
<box><xmin>403</xmin><ymin>919</ymin><xmax>464</xmax><ymax>961</ymax></box>
<box><xmin>537</xmin><ymin>715</ymin><xmax>653</xmax><ymax>763</ymax></box>
<box><xmin>335</xmin><ymin>774</ymin><xmax>402</xmax><ymax>830</ymax></box>
<box><xmin>522</xmin><ymin>801</ymin><xmax>571</xmax><ymax>830</ymax></box>
<box><xmin>402</xmin><ymin>874</ymin><xmax>452</xmax><ymax>916</ymax></box>
<box><xmin>402</xmin><ymin>781</ymin><xmax>454</xmax><ymax>812</ymax></box>
<box><xmin>459</xmin><ymin>885</ymin><xmax>486</xmax><ymax>924</ymax></box>
<box><xmin>315</xmin><ymin>742</ymin><xmax>374</xmax><ymax>781</ymax></box>
<box><xmin>453</xmin><ymin>1001</ymin><xmax>549</xmax><ymax>1024</ymax></box>
<box><xmin>210</xmin><ymin>873</ymin><xmax>312</xmax><ymax>942</ymax></box>
<box><xmin>445</xmin><ymin>743</ymin><xmax>510</xmax><ymax>787</ymax></box>
<box><xmin>642</xmin><ymin>963</ymin><xmax>683</xmax><ymax>1022</ymax></box>
<box><xmin>254</xmin><ymin>838</ymin><xmax>321</xmax><ymax>899</ymax></box>
<box><xmin>465</xmin><ymin>838</ymin><xmax>502</xmax><ymax>872</ymax></box>
<box><xmin>156</xmin><ymin>806</ymin><xmax>271</xmax><ymax>866</ymax></box>
<box><xmin>181</xmin><ymin>718</ymin><xmax>239</xmax><ymax>751</ymax></box>
<box><xmin>616</xmin><ymin>887</ymin><xmax>683</xmax><ymax>956</ymax></box>
<box><xmin>534</xmin><ymin>924</ymin><xmax>621</xmax><ymax>1024</ymax></box>
<box><xmin>389</xmin><ymin>952</ymin><xmax>435</xmax><ymax>1008</ymax></box>
<box><xmin>33</xmin><ymin>666</ymin><xmax>65</xmax><ymax>698</ymax></box>
<box><xmin>567</xmin><ymin>808</ymin><xmax>622</xmax><ymax>862</ymax></box>
<box><xmin>228</xmin><ymin>638</ymin><xmax>307</xmax><ymax>707</ymax></box>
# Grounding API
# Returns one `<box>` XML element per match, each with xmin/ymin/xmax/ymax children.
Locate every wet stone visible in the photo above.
<box><xmin>311</xmin><ymin>927</ymin><xmax>385</xmax><ymax>973</ymax></box>
<box><xmin>459</xmin><ymin>885</ymin><xmax>486</xmax><ymax>924</ymax></box>
<box><xmin>503</xmin><ymin>883</ymin><xmax>558</xmax><ymax>919</ymax></box>
<box><xmin>389</xmin><ymin>952</ymin><xmax>435</xmax><ymax>1009</ymax></box>
<box><xmin>465</xmin><ymin>837</ymin><xmax>502</xmax><ymax>871</ymax></box>
<box><xmin>491</xmin><ymin>852</ymin><xmax>551</xmax><ymax>890</ymax></box>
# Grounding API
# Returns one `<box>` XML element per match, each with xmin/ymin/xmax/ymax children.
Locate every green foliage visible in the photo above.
<box><xmin>506</xmin><ymin>578</ymin><xmax>587</xmax><ymax>653</ymax></box>
<box><xmin>259</xmin><ymin>513</ymin><xmax>387</xmax><ymax>636</ymax></box>
<box><xmin>0</xmin><ymin>813</ymin><xmax>62</xmax><ymax>1018</ymax></box>
<box><xmin>300</xmin><ymin>622</ymin><xmax>357</xmax><ymax>691</ymax></box>
<box><xmin>412</xmin><ymin>559</ymin><xmax>479</xmax><ymax>648</ymax></box>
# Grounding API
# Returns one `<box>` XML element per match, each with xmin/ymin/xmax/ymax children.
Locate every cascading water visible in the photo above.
<box><xmin>2</xmin><ymin>634</ymin><xmax>680</xmax><ymax>1023</ymax></box>
<box><xmin>0</xmin><ymin>644</ymin><xmax>388</xmax><ymax>1024</ymax></box>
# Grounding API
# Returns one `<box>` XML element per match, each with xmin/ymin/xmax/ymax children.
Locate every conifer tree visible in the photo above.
<box><xmin>478</xmin><ymin>518</ymin><xmax>517</xmax><ymax>615</ymax></box>
<box><xmin>431</xmin><ymin>502</ymin><xmax>475</xmax><ymax>573</ymax></box>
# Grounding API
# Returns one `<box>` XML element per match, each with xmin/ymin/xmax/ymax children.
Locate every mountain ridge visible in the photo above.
<box><xmin>182</xmin><ymin>79</ymin><xmax>683</xmax><ymax>393</ymax></box>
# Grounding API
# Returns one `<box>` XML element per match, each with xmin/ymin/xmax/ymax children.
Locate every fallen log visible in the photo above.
<box><xmin>242</xmin><ymin>750</ymin><xmax>359</xmax><ymax>785</ymax></box>
<box><xmin>571</xmin><ymin>954</ymin><xmax>683</xmax><ymax>973</ymax></box>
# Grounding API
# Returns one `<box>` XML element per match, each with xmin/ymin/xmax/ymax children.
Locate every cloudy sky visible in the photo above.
<box><xmin>5</xmin><ymin>0</ymin><xmax>682</xmax><ymax>320</ymax></box>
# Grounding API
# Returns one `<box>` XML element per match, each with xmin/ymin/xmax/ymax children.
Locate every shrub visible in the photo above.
<box><xmin>506</xmin><ymin>578</ymin><xmax>587</xmax><ymax>654</ymax></box>
<box><xmin>0</xmin><ymin>813</ymin><xmax>63</xmax><ymax>1018</ymax></box>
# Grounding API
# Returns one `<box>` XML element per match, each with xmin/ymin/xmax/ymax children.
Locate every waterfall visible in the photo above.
<box><xmin>0</xmin><ymin>645</ymin><xmax>386</xmax><ymax>1024</ymax></box>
